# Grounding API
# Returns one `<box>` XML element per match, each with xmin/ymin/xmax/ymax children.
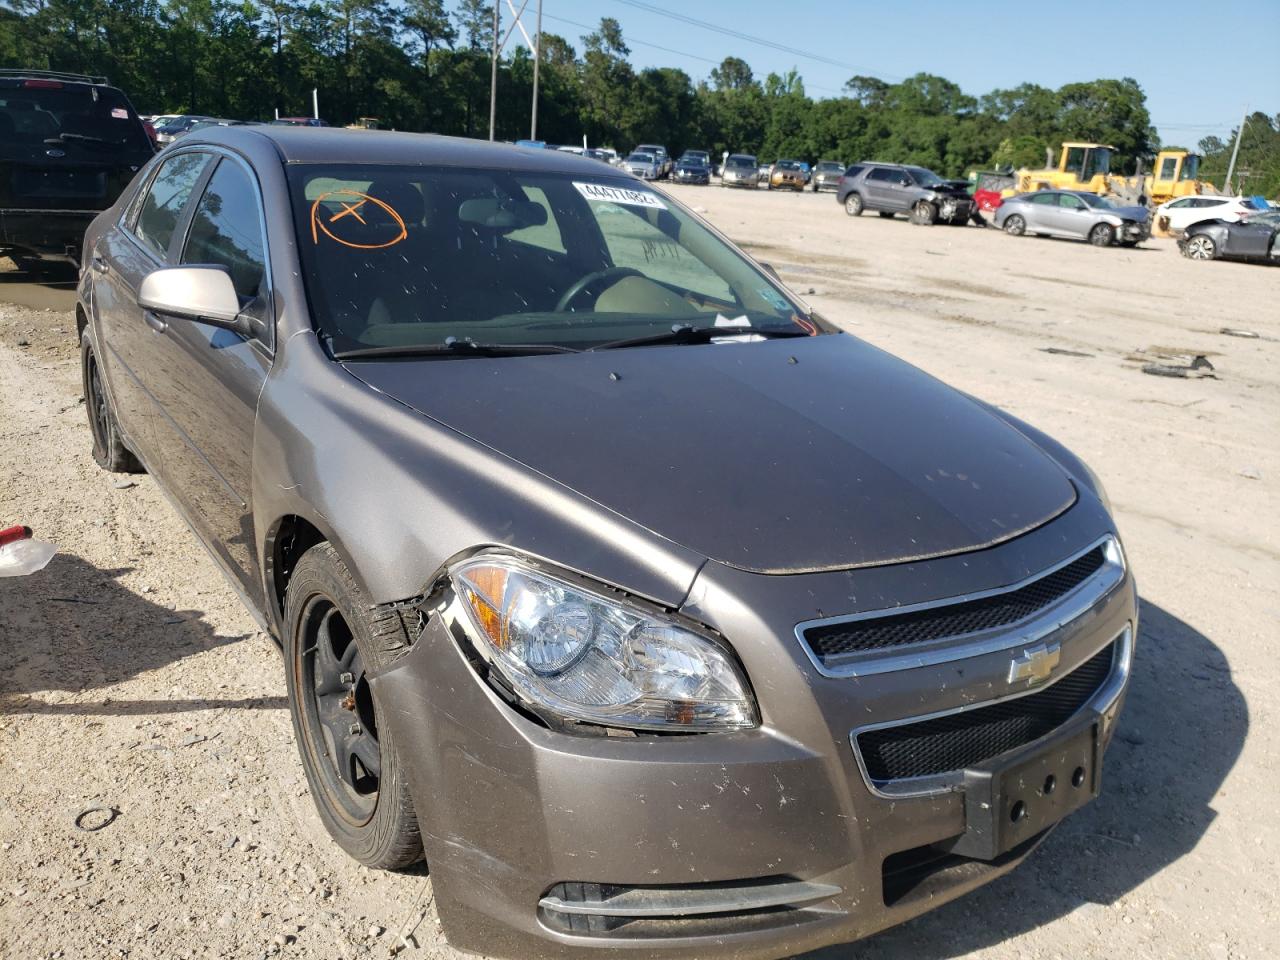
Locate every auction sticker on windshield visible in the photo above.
<box><xmin>574</xmin><ymin>182</ymin><xmax>667</xmax><ymax>210</ymax></box>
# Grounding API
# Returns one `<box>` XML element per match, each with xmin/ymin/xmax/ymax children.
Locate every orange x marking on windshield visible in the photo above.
<box><xmin>329</xmin><ymin>199</ymin><xmax>367</xmax><ymax>224</ymax></box>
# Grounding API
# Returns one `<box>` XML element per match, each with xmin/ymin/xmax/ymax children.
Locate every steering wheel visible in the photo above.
<box><xmin>554</xmin><ymin>267</ymin><xmax>643</xmax><ymax>312</ymax></box>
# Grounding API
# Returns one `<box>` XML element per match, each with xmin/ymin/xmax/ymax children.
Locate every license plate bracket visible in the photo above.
<box><xmin>949</xmin><ymin>722</ymin><xmax>1101</xmax><ymax>861</ymax></box>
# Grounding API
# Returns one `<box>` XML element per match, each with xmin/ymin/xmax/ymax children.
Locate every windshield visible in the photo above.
<box><xmin>1078</xmin><ymin>193</ymin><xmax>1116</xmax><ymax>209</ymax></box>
<box><xmin>627</xmin><ymin>153</ymin><xmax>654</xmax><ymax>163</ymax></box>
<box><xmin>816</xmin><ymin>162</ymin><xmax>842</xmax><ymax>172</ymax></box>
<box><xmin>906</xmin><ymin>167</ymin><xmax>943</xmax><ymax>186</ymax></box>
<box><xmin>0</xmin><ymin>83</ymin><xmax>149</xmax><ymax>151</ymax></box>
<box><xmin>726</xmin><ymin>156</ymin><xmax>755</xmax><ymax>168</ymax></box>
<box><xmin>778</xmin><ymin>160</ymin><xmax>802</xmax><ymax>171</ymax></box>
<box><xmin>289</xmin><ymin>165</ymin><xmax>810</xmax><ymax>355</ymax></box>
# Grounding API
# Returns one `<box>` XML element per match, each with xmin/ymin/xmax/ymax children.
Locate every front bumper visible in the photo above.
<box><xmin>936</xmin><ymin>196</ymin><xmax>976</xmax><ymax>220</ymax></box>
<box><xmin>372</xmin><ymin>513</ymin><xmax>1137</xmax><ymax>959</ymax></box>
<box><xmin>674</xmin><ymin>170</ymin><xmax>710</xmax><ymax>184</ymax></box>
<box><xmin>0</xmin><ymin>207</ymin><xmax>96</xmax><ymax>262</ymax></box>
<box><xmin>1120</xmin><ymin>220</ymin><xmax>1151</xmax><ymax>241</ymax></box>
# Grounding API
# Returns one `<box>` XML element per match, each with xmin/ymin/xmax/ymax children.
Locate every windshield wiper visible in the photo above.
<box><xmin>333</xmin><ymin>337</ymin><xmax>580</xmax><ymax>361</ymax></box>
<box><xmin>591</xmin><ymin>323</ymin><xmax>811</xmax><ymax>351</ymax></box>
<box><xmin>45</xmin><ymin>133</ymin><xmax>125</xmax><ymax>146</ymax></box>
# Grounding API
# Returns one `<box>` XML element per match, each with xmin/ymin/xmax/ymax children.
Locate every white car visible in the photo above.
<box><xmin>1156</xmin><ymin>196</ymin><xmax>1259</xmax><ymax>234</ymax></box>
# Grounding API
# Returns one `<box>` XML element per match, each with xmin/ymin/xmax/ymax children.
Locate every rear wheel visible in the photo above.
<box><xmin>1004</xmin><ymin>215</ymin><xmax>1026</xmax><ymax>236</ymax></box>
<box><xmin>1184</xmin><ymin>234</ymin><xmax>1216</xmax><ymax>260</ymax></box>
<box><xmin>284</xmin><ymin>543</ymin><xmax>423</xmax><ymax>869</ymax></box>
<box><xmin>844</xmin><ymin>193</ymin><xmax>864</xmax><ymax>216</ymax></box>
<box><xmin>81</xmin><ymin>332</ymin><xmax>143</xmax><ymax>474</ymax></box>
<box><xmin>911</xmin><ymin>201</ymin><xmax>937</xmax><ymax>225</ymax></box>
<box><xmin>1089</xmin><ymin>223</ymin><xmax>1115</xmax><ymax>247</ymax></box>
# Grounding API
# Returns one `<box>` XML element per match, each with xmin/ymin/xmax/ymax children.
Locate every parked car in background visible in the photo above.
<box><xmin>154</xmin><ymin>114</ymin><xmax>213</xmax><ymax>144</ymax></box>
<box><xmin>769</xmin><ymin>159</ymin><xmax>807</xmax><ymax>192</ymax></box>
<box><xmin>1155</xmin><ymin>195</ymin><xmax>1260</xmax><ymax>235</ymax></box>
<box><xmin>720</xmin><ymin>153</ymin><xmax>759</xmax><ymax>188</ymax></box>
<box><xmin>634</xmin><ymin>143</ymin><xmax>670</xmax><ymax>178</ymax></box>
<box><xmin>0</xmin><ymin>68</ymin><xmax>154</xmax><ymax>267</ymax></box>
<box><xmin>271</xmin><ymin>117</ymin><xmax>329</xmax><ymax>127</ymax></box>
<box><xmin>78</xmin><ymin>124</ymin><xmax>1135</xmax><ymax>960</ymax></box>
<box><xmin>798</xmin><ymin>161</ymin><xmax>812</xmax><ymax>184</ymax></box>
<box><xmin>758</xmin><ymin>160</ymin><xmax>772</xmax><ymax>182</ymax></box>
<box><xmin>995</xmin><ymin>190</ymin><xmax>1150</xmax><ymax>247</ymax></box>
<box><xmin>811</xmin><ymin>160</ymin><xmax>844</xmax><ymax>193</ymax></box>
<box><xmin>147</xmin><ymin>113</ymin><xmax>181</xmax><ymax>128</ymax></box>
<box><xmin>188</xmin><ymin>119</ymin><xmax>259</xmax><ymax>133</ymax></box>
<box><xmin>1179</xmin><ymin>210</ymin><xmax>1280</xmax><ymax>264</ymax></box>
<box><xmin>674</xmin><ymin>150</ymin><xmax>712</xmax><ymax>185</ymax></box>
<box><xmin>838</xmin><ymin>162</ymin><xmax>977</xmax><ymax>225</ymax></box>
<box><xmin>623</xmin><ymin>151</ymin><xmax>661</xmax><ymax>180</ymax></box>
<box><xmin>583</xmin><ymin>148</ymin><xmax>612</xmax><ymax>164</ymax></box>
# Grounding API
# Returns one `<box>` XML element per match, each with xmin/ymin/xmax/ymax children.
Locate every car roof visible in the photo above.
<box><xmin>186</xmin><ymin>126</ymin><xmax>645</xmax><ymax>177</ymax></box>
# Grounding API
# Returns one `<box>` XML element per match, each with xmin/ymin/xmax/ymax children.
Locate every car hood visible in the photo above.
<box><xmin>1105</xmin><ymin>205</ymin><xmax>1150</xmax><ymax>221</ymax></box>
<box><xmin>346</xmin><ymin>334</ymin><xmax>1076</xmax><ymax>573</ymax></box>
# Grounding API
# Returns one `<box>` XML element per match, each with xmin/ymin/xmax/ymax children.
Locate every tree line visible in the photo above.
<box><xmin>2</xmin><ymin>1</ymin><xmax>1275</xmax><ymax>193</ymax></box>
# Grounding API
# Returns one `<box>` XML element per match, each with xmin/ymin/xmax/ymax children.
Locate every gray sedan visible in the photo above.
<box><xmin>623</xmin><ymin>150</ymin><xmax>660</xmax><ymax>180</ymax></box>
<box><xmin>78</xmin><ymin>127</ymin><xmax>1134</xmax><ymax>960</ymax></box>
<box><xmin>994</xmin><ymin>190</ymin><xmax>1151</xmax><ymax>246</ymax></box>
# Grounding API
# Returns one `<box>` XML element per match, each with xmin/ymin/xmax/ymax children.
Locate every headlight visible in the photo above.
<box><xmin>451</xmin><ymin>556</ymin><xmax>757</xmax><ymax>732</ymax></box>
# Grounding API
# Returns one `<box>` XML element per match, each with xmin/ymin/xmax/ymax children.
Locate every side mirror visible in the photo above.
<box><xmin>138</xmin><ymin>266</ymin><xmax>249</xmax><ymax>335</ymax></box>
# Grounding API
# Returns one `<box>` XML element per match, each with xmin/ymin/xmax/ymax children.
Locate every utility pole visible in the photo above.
<box><xmin>312</xmin><ymin>88</ymin><xmax>319</xmax><ymax>121</ymax></box>
<box><xmin>488</xmin><ymin>4</ymin><xmax>500</xmax><ymax>141</ymax></box>
<box><xmin>530</xmin><ymin>0</ymin><xmax>542</xmax><ymax>141</ymax></box>
<box><xmin>1224</xmin><ymin>106</ymin><xmax>1248</xmax><ymax>195</ymax></box>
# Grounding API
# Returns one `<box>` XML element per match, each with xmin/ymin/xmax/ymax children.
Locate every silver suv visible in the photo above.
<box><xmin>837</xmin><ymin>161</ymin><xmax>976</xmax><ymax>225</ymax></box>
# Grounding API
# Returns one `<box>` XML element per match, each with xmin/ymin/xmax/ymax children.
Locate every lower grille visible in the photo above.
<box><xmin>538</xmin><ymin>877</ymin><xmax>840</xmax><ymax>937</ymax></box>
<box><xmin>857</xmin><ymin>641</ymin><xmax>1115</xmax><ymax>783</ymax></box>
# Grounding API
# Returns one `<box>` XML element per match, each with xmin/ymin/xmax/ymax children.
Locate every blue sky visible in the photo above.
<box><xmin>520</xmin><ymin>0</ymin><xmax>1280</xmax><ymax>147</ymax></box>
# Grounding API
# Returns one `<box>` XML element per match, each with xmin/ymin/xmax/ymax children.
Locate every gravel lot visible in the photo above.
<box><xmin>1</xmin><ymin>184</ymin><xmax>1277</xmax><ymax>960</ymax></box>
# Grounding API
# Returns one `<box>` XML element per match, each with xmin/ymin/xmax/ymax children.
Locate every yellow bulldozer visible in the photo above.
<box><xmin>1012</xmin><ymin>142</ymin><xmax>1116</xmax><ymax>194</ymax></box>
<box><xmin>1007</xmin><ymin>142</ymin><xmax>1214</xmax><ymax>207</ymax></box>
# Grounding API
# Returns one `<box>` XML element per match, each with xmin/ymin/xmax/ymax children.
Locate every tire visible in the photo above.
<box><xmin>284</xmin><ymin>543</ymin><xmax>423</xmax><ymax>869</ymax></box>
<box><xmin>911</xmin><ymin>201</ymin><xmax>937</xmax><ymax>225</ymax></box>
<box><xmin>843</xmin><ymin>193</ymin><xmax>863</xmax><ymax>216</ymax></box>
<box><xmin>878</xmin><ymin>211</ymin><xmax>895</xmax><ymax>219</ymax></box>
<box><xmin>1089</xmin><ymin>223</ymin><xmax>1115</xmax><ymax>247</ymax></box>
<box><xmin>81</xmin><ymin>331</ymin><xmax>144</xmax><ymax>473</ymax></box>
<box><xmin>1004</xmin><ymin>214</ymin><xmax>1026</xmax><ymax>236</ymax></box>
<box><xmin>1184</xmin><ymin>234</ymin><xmax>1216</xmax><ymax>260</ymax></box>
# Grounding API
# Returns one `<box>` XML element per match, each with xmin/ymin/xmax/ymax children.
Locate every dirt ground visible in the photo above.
<box><xmin>1</xmin><ymin>184</ymin><xmax>1277</xmax><ymax>960</ymax></box>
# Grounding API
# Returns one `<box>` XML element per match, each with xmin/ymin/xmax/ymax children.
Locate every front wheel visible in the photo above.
<box><xmin>1003</xmin><ymin>214</ymin><xmax>1026</xmax><ymax>236</ymax></box>
<box><xmin>843</xmin><ymin>193</ymin><xmax>864</xmax><ymax>216</ymax></box>
<box><xmin>1184</xmin><ymin>234</ymin><xmax>1216</xmax><ymax>260</ymax></box>
<box><xmin>1089</xmin><ymin>223</ymin><xmax>1115</xmax><ymax>247</ymax></box>
<box><xmin>81</xmin><ymin>331</ymin><xmax>143</xmax><ymax>473</ymax></box>
<box><xmin>911</xmin><ymin>201</ymin><xmax>937</xmax><ymax>225</ymax></box>
<box><xmin>284</xmin><ymin>543</ymin><xmax>423</xmax><ymax>869</ymax></box>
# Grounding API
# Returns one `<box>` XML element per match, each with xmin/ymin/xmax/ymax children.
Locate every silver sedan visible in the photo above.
<box><xmin>994</xmin><ymin>190</ymin><xmax>1151</xmax><ymax>247</ymax></box>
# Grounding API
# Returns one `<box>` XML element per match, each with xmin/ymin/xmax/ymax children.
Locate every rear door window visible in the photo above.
<box><xmin>866</xmin><ymin>168</ymin><xmax>896</xmax><ymax>183</ymax></box>
<box><xmin>1030</xmin><ymin>192</ymin><xmax>1058</xmax><ymax>205</ymax></box>
<box><xmin>132</xmin><ymin>152</ymin><xmax>211</xmax><ymax>260</ymax></box>
<box><xmin>181</xmin><ymin>158</ymin><xmax>267</xmax><ymax>301</ymax></box>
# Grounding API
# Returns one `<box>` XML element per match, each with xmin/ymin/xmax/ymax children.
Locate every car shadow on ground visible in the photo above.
<box><xmin>0</xmin><ymin>551</ymin><xmax>285</xmax><ymax>716</ymax></box>
<box><xmin>797</xmin><ymin>598</ymin><xmax>1246</xmax><ymax>959</ymax></box>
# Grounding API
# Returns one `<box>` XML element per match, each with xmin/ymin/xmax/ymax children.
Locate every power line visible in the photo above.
<box><xmin>608</xmin><ymin>0</ymin><xmax>902</xmax><ymax>82</ymax></box>
<box><xmin>540</xmin><ymin>11</ymin><xmax>847</xmax><ymax>96</ymax></box>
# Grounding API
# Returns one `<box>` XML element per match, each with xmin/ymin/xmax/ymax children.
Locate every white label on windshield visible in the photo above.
<box><xmin>574</xmin><ymin>182</ymin><xmax>667</xmax><ymax>210</ymax></box>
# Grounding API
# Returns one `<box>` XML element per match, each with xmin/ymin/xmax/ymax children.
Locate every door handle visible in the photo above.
<box><xmin>143</xmin><ymin>311</ymin><xmax>168</xmax><ymax>333</ymax></box>
<box><xmin>91</xmin><ymin>256</ymin><xmax>109</xmax><ymax>274</ymax></box>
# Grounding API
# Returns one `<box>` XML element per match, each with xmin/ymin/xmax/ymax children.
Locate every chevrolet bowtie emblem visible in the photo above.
<box><xmin>1008</xmin><ymin>643</ymin><xmax>1061</xmax><ymax>686</ymax></box>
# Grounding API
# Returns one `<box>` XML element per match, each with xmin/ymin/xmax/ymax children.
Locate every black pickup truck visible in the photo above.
<box><xmin>0</xmin><ymin>69</ymin><xmax>154</xmax><ymax>267</ymax></box>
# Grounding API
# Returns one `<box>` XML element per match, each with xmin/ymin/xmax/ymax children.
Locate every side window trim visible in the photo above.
<box><xmin>125</xmin><ymin>149</ymin><xmax>211</xmax><ymax>265</ymax></box>
<box><xmin>165</xmin><ymin>156</ymin><xmax>220</xmax><ymax>263</ymax></box>
<box><xmin>174</xmin><ymin>147</ymin><xmax>276</xmax><ymax>352</ymax></box>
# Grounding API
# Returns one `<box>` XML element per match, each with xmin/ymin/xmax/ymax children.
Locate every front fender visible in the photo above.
<box><xmin>251</xmin><ymin>331</ymin><xmax>707</xmax><ymax>621</ymax></box>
